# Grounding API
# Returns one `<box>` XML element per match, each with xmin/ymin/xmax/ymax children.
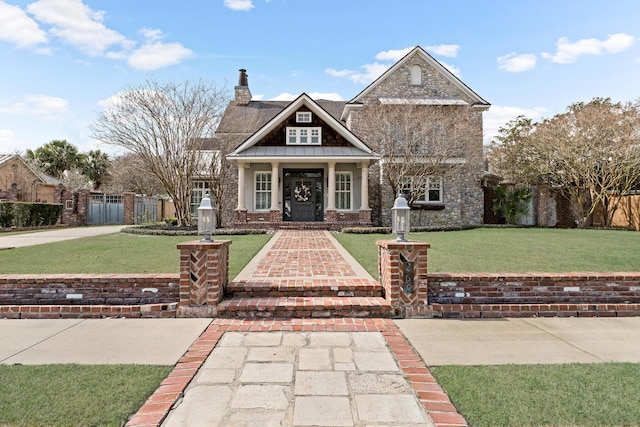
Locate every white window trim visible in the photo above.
<box><xmin>335</xmin><ymin>171</ymin><xmax>353</xmax><ymax>211</ymax></box>
<box><xmin>296</xmin><ymin>111</ymin><xmax>312</xmax><ymax>123</ymax></box>
<box><xmin>254</xmin><ymin>171</ymin><xmax>272</xmax><ymax>211</ymax></box>
<box><xmin>403</xmin><ymin>176</ymin><xmax>444</xmax><ymax>204</ymax></box>
<box><xmin>286</xmin><ymin>127</ymin><xmax>322</xmax><ymax>145</ymax></box>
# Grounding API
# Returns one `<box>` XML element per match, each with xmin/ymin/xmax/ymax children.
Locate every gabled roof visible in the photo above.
<box><xmin>228</xmin><ymin>93</ymin><xmax>377</xmax><ymax>161</ymax></box>
<box><xmin>348</xmin><ymin>46</ymin><xmax>490</xmax><ymax>107</ymax></box>
<box><xmin>0</xmin><ymin>154</ymin><xmax>61</xmax><ymax>186</ymax></box>
<box><xmin>216</xmin><ymin>99</ymin><xmax>347</xmax><ymax>136</ymax></box>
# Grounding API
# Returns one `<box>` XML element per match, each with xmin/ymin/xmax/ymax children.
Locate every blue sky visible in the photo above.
<box><xmin>1</xmin><ymin>0</ymin><xmax>639</xmax><ymax>155</ymax></box>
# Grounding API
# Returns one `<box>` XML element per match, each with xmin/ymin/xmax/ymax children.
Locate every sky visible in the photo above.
<box><xmin>1</xmin><ymin>0</ymin><xmax>640</xmax><ymax>156</ymax></box>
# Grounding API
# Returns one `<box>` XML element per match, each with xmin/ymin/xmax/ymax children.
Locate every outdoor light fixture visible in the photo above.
<box><xmin>392</xmin><ymin>191</ymin><xmax>410</xmax><ymax>242</ymax></box>
<box><xmin>197</xmin><ymin>190</ymin><xmax>215</xmax><ymax>242</ymax></box>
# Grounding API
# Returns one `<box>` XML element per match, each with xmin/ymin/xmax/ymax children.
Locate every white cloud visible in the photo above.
<box><xmin>375</xmin><ymin>47</ymin><xmax>413</xmax><ymax>62</ymax></box>
<box><xmin>127</xmin><ymin>28</ymin><xmax>194</xmax><ymax>71</ymax></box>
<box><xmin>542</xmin><ymin>33</ymin><xmax>635</xmax><ymax>64</ymax></box>
<box><xmin>224</xmin><ymin>0</ymin><xmax>254</xmax><ymax>11</ymax></box>
<box><xmin>483</xmin><ymin>105</ymin><xmax>546</xmax><ymax>143</ymax></box>
<box><xmin>439</xmin><ymin>61</ymin><xmax>461</xmax><ymax>77</ymax></box>
<box><xmin>0</xmin><ymin>94</ymin><xmax>69</xmax><ymax>118</ymax></box>
<box><xmin>326</xmin><ymin>63</ymin><xmax>390</xmax><ymax>85</ymax></box>
<box><xmin>0</xmin><ymin>1</ymin><xmax>47</xmax><ymax>48</ymax></box>
<box><xmin>497</xmin><ymin>53</ymin><xmax>537</xmax><ymax>72</ymax></box>
<box><xmin>426</xmin><ymin>44</ymin><xmax>460</xmax><ymax>57</ymax></box>
<box><xmin>325</xmin><ymin>68</ymin><xmax>353</xmax><ymax>78</ymax></box>
<box><xmin>27</xmin><ymin>0</ymin><xmax>133</xmax><ymax>56</ymax></box>
<box><xmin>270</xmin><ymin>92</ymin><xmax>296</xmax><ymax>101</ymax></box>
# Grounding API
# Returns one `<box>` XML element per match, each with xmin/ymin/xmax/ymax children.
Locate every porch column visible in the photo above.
<box><xmin>327</xmin><ymin>161</ymin><xmax>336</xmax><ymax>210</ymax></box>
<box><xmin>270</xmin><ymin>162</ymin><xmax>279</xmax><ymax>210</ymax></box>
<box><xmin>237</xmin><ymin>161</ymin><xmax>246</xmax><ymax>210</ymax></box>
<box><xmin>360</xmin><ymin>161</ymin><xmax>370</xmax><ymax>210</ymax></box>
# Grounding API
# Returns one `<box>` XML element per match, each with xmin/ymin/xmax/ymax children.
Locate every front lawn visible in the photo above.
<box><xmin>431</xmin><ymin>363</ymin><xmax>640</xmax><ymax>427</ymax></box>
<box><xmin>335</xmin><ymin>227</ymin><xmax>640</xmax><ymax>276</ymax></box>
<box><xmin>0</xmin><ymin>232</ymin><xmax>271</xmax><ymax>278</ymax></box>
<box><xmin>0</xmin><ymin>364</ymin><xmax>171</xmax><ymax>426</ymax></box>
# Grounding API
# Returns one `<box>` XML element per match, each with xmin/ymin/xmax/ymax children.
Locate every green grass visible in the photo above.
<box><xmin>0</xmin><ymin>232</ymin><xmax>272</xmax><ymax>278</ymax></box>
<box><xmin>334</xmin><ymin>228</ymin><xmax>640</xmax><ymax>276</ymax></box>
<box><xmin>0</xmin><ymin>364</ymin><xmax>172</xmax><ymax>427</ymax></box>
<box><xmin>431</xmin><ymin>363</ymin><xmax>640</xmax><ymax>427</ymax></box>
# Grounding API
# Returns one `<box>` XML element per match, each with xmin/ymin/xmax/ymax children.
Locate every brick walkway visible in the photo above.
<box><xmin>125</xmin><ymin>231</ymin><xmax>467</xmax><ymax>427</ymax></box>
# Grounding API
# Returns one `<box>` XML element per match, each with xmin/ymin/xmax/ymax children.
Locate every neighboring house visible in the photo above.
<box><xmin>215</xmin><ymin>46</ymin><xmax>490</xmax><ymax>229</ymax></box>
<box><xmin>0</xmin><ymin>154</ymin><xmax>61</xmax><ymax>203</ymax></box>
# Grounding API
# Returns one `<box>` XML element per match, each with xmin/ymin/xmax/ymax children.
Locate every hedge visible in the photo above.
<box><xmin>0</xmin><ymin>201</ymin><xmax>63</xmax><ymax>228</ymax></box>
<box><xmin>121</xmin><ymin>223</ymin><xmax>269</xmax><ymax>236</ymax></box>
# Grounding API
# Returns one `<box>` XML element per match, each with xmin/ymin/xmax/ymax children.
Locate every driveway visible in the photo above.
<box><xmin>0</xmin><ymin>225</ymin><xmax>126</xmax><ymax>249</ymax></box>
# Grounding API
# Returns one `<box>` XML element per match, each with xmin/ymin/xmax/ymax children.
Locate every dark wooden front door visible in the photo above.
<box><xmin>283</xmin><ymin>170</ymin><xmax>324</xmax><ymax>222</ymax></box>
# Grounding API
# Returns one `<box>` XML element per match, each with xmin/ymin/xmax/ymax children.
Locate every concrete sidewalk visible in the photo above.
<box><xmin>2</xmin><ymin>317</ymin><xmax>639</xmax><ymax>367</ymax></box>
<box><xmin>0</xmin><ymin>225</ymin><xmax>126</xmax><ymax>249</ymax></box>
<box><xmin>396</xmin><ymin>317</ymin><xmax>640</xmax><ymax>365</ymax></box>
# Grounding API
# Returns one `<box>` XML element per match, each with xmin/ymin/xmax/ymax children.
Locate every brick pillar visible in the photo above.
<box><xmin>123</xmin><ymin>192</ymin><xmax>135</xmax><ymax>225</ymax></box>
<box><xmin>536</xmin><ymin>185</ymin><xmax>549</xmax><ymax>227</ymax></box>
<box><xmin>269</xmin><ymin>210</ymin><xmax>281</xmax><ymax>222</ymax></box>
<box><xmin>377</xmin><ymin>240</ymin><xmax>430</xmax><ymax>318</ymax></box>
<box><xmin>176</xmin><ymin>240</ymin><xmax>232</xmax><ymax>317</ymax></box>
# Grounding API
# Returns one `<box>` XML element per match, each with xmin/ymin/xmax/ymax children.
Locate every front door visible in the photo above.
<box><xmin>283</xmin><ymin>170</ymin><xmax>324</xmax><ymax>222</ymax></box>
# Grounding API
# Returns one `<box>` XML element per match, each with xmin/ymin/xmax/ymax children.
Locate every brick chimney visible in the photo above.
<box><xmin>234</xmin><ymin>68</ymin><xmax>252</xmax><ymax>105</ymax></box>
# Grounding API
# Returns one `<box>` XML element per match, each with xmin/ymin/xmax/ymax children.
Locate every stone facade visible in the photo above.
<box><xmin>219</xmin><ymin>46</ymin><xmax>489</xmax><ymax>229</ymax></box>
<box><xmin>345</xmin><ymin>50</ymin><xmax>487</xmax><ymax>227</ymax></box>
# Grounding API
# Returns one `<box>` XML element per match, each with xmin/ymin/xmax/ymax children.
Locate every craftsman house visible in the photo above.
<box><xmin>216</xmin><ymin>46</ymin><xmax>490</xmax><ymax>229</ymax></box>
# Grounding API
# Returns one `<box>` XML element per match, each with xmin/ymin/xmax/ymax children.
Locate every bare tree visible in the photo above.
<box><xmin>488</xmin><ymin>98</ymin><xmax>640</xmax><ymax>227</ymax></box>
<box><xmin>355</xmin><ymin>102</ymin><xmax>482</xmax><ymax>204</ymax></box>
<box><xmin>103</xmin><ymin>153</ymin><xmax>165</xmax><ymax>195</ymax></box>
<box><xmin>90</xmin><ymin>79</ymin><xmax>229</xmax><ymax>226</ymax></box>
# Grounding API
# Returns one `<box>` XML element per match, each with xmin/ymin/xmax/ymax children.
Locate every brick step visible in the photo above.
<box><xmin>226</xmin><ymin>279</ymin><xmax>384</xmax><ymax>298</ymax></box>
<box><xmin>217</xmin><ymin>296</ymin><xmax>395</xmax><ymax>318</ymax></box>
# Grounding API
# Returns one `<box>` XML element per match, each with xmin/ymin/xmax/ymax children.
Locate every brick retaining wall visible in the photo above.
<box><xmin>2</xmin><ymin>272</ymin><xmax>640</xmax><ymax>319</ymax></box>
<box><xmin>428</xmin><ymin>273</ymin><xmax>640</xmax><ymax>318</ymax></box>
<box><xmin>0</xmin><ymin>274</ymin><xmax>179</xmax><ymax>306</ymax></box>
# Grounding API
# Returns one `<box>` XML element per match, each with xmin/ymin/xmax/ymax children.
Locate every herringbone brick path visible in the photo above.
<box><xmin>218</xmin><ymin>230</ymin><xmax>394</xmax><ymax>318</ymax></box>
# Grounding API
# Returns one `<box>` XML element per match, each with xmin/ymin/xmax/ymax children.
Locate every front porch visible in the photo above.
<box><xmin>232</xmin><ymin>208</ymin><xmax>372</xmax><ymax>230</ymax></box>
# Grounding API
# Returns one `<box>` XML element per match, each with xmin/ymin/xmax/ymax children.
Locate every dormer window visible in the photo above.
<box><xmin>287</xmin><ymin>127</ymin><xmax>321</xmax><ymax>145</ymax></box>
<box><xmin>296</xmin><ymin>112</ymin><xmax>312</xmax><ymax>123</ymax></box>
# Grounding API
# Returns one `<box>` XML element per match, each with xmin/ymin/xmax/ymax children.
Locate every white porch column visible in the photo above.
<box><xmin>360</xmin><ymin>161</ymin><xmax>369</xmax><ymax>210</ymax></box>
<box><xmin>327</xmin><ymin>161</ymin><xmax>336</xmax><ymax>210</ymax></box>
<box><xmin>270</xmin><ymin>161</ymin><xmax>279</xmax><ymax>210</ymax></box>
<box><xmin>237</xmin><ymin>161</ymin><xmax>246</xmax><ymax>210</ymax></box>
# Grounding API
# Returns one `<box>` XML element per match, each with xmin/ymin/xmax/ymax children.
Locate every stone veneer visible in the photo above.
<box><xmin>347</xmin><ymin>54</ymin><xmax>485</xmax><ymax>228</ymax></box>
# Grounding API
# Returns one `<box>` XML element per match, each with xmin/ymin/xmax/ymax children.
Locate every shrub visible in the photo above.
<box><xmin>121</xmin><ymin>224</ymin><xmax>268</xmax><ymax>236</ymax></box>
<box><xmin>0</xmin><ymin>201</ymin><xmax>62</xmax><ymax>228</ymax></box>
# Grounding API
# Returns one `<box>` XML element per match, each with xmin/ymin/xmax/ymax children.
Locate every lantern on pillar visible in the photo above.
<box><xmin>391</xmin><ymin>191</ymin><xmax>410</xmax><ymax>242</ymax></box>
<box><xmin>197</xmin><ymin>190</ymin><xmax>216</xmax><ymax>242</ymax></box>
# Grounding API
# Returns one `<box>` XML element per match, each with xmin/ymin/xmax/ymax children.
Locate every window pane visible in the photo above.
<box><xmin>255</xmin><ymin>173</ymin><xmax>272</xmax><ymax>210</ymax></box>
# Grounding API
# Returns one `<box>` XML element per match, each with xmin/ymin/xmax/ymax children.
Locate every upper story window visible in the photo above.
<box><xmin>410</xmin><ymin>65</ymin><xmax>422</xmax><ymax>85</ymax></box>
<box><xmin>401</xmin><ymin>176</ymin><xmax>443</xmax><ymax>204</ymax></box>
<box><xmin>296</xmin><ymin>112</ymin><xmax>312</xmax><ymax>123</ymax></box>
<box><xmin>287</xmin><ymin>127</ymin><xmax>321</xmax><ymax>145</ymax></box>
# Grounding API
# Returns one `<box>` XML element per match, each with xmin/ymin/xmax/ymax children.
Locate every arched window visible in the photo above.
<box><xmin>410</xmin><ymin>65</ymin><xmax>422</xmax><ymax>85</ymax></box>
